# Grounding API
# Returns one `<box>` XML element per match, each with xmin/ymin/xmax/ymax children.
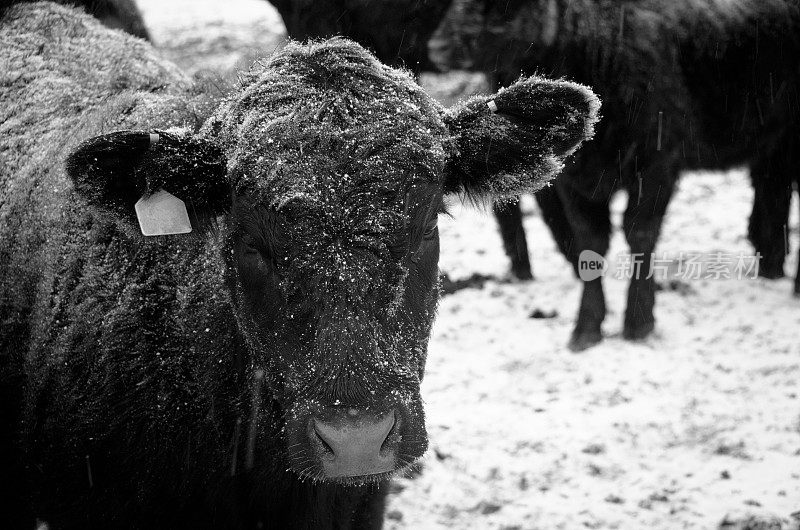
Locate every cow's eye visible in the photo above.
<box><xmin>422</xmin><ymin>218</ymin><xmax>438</xmax><ymax>239</ymax></box>
<box><xmin>388</xmin><ymin>239</ymin><xmax>408</xmax><ymax>261</ymax></box>
<box><xmin>241</xmin><ymin>233</ymin><xmax>260</xmax><ymax>254</ymax></box>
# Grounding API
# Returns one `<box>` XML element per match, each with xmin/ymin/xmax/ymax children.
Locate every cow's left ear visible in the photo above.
<box><xmin>66</xmin><ymin>130</ymin><xmax>229</xmax><ymax>235</ymax></box>
<box><xmin>443</xmin><ymin>76</ymin><xmax>600</xmax><ymax>198</ymax></box>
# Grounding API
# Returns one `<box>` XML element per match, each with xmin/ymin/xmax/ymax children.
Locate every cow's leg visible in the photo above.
<box><xmin>621</xmin><ymin>176</ymin><xmax>675</xmax><ymax>340</ymax></box>
<box><xmin>795</xmin><ymin>184</ymin><xmax>800</xmax><ymax>297</ymax></box>
<box><xmin>0</xmin><ymin>362</ymin><xmax>34</xmax><ymax>530</ymax></box>
<box><xmin>748</xmin><ymin>157</ymin><xmax>792</xmax><ymax>279</ymax></box>
<box><xmin>493</xmin><ymin>199</ymin><xmax>533</xmax><ymax>280</ymax></box>
<box><xmin>556</xmin><ymin>182</ymin><xmax>611</xmax><ymax>352</ymax></box>
<box><xmin>489</xmin><ymin>71</ymin><xmax>533</xmax><ymax>281</ymax></box>
<box><xmin>536</xmin><ymin>184</ymin><xmax>577</xmax><ymax>263</ymax></box>
<box><xmin>0</xmin><ymin>323</ymin><xmax>34</xmax><ymax>529</ymax></box>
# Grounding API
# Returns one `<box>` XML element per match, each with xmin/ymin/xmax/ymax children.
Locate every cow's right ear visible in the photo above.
<box><xmin>65</xmin><ymin>130</ymin><xmax>229</xmax><ymax>235</ymax></box>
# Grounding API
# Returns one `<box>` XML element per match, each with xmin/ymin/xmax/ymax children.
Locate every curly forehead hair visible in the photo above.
<box><xmin>202</xmin><ymin>38</ymin><xmax>454</xmax><ymax>324</ymax></box>
<box><xmin>204</xmin><ymin>38</ymin><xmax>454</xmax><ymax>205</ymax></box>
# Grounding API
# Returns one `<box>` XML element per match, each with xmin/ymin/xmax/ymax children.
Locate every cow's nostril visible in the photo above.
<box><xmin>379</xmin><ymin>413</ymin><xmax>398</xmax><ymax>452</ymax></box>
<box><xmin>313</xmin><ymin>428</ymin><xmax>335</xmax><ymax>456</ymax></box>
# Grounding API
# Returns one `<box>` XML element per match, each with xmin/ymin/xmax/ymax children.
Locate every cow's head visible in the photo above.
<box><xmin>66</xmin><ymin>39</ymin><xmax>598</xmax><ymax>484</ymax></box>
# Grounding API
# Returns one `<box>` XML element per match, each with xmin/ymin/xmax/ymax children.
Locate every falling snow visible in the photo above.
<box><xmin>3</xmin><ymin>0</ymin><xmax>797</xmax><ymax>528</ymax></box>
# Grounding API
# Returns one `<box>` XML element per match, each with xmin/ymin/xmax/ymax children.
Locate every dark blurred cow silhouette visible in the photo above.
<box><xmin>434</xmin><ymin>0</ymin><xmax>800</xmax><ymax>350</ymax></box>
<box><xmin>0</xmin><ymin>2</ymin><xmax>597</xmax><ymax>527</ymax></box>
<box><xmin>267</xmin><ymin>0</ymin><xmax>452</xmax><ymax>74</ymax></box>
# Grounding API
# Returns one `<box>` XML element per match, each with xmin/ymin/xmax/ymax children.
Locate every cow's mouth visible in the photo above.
<box><xmin>335</xmin><ymin>473</ymin><xmax>394</xmax><ymax>486</ymax></box>
<box><xmin>294</xmin><ymin>456</ymin><xmax>422</xmax><ymax>486</ymax></box>
<box><xmin>331</xmin><ymin>457</ymin><xmax>425</xmax><ymax>485</ymax></box>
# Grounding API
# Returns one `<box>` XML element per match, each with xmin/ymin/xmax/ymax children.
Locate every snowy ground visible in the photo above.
<box><xmin>137</xmin><ymin>1</ymin><xmax>800</xmax><ymax>528</ymax></box>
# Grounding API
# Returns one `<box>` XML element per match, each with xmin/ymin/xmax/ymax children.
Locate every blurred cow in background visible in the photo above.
<box><xmin>266</xmin><ymin>0</ymin><xmax>452</xmax><ymax>75</ymax></box>
<box><xmin>0</xmin><ymin>0</ymin><xmax>151</xmax><ymax>38</ymax></box>
<box><xmin>432</xmin><ymin>0</ymin><xmax>800</xmax><ymax>350</ymax></box>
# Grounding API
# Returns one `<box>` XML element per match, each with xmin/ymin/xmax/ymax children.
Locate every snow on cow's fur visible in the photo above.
<box><xmin>0</xmin><ymin>2</ymin><xmax>598</xmax><ymax>528</ymax></box>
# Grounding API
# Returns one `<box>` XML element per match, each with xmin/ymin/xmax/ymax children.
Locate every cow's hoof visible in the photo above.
<box><xmin>623</xmin><ymin>321</ymin><xmax>655</xmax><ymax>341</ymax></box>
<box><xmin>511</xmin><ymin>265</ymin><xmax>534</xmax><ymax>281</ymax></box>
<box><xmin>568</xmin><ymin>329</ymin><xmax>602</xmax><ymax>352</ymax></box>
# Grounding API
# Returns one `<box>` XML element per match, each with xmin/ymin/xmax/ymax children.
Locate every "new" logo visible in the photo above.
<box><xmin>577</xmin><ymin>250</ymin><xmax>608</xmax><ymax>281</ymax></box>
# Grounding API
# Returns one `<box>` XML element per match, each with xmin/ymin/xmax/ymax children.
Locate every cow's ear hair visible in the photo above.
<box><xmin>66</xmin><ymin>130</ymin><xmax>229</xmax><ymax>234</ymax></box>
<box><xmin>443</xmin><ymin>76</ymin><xmax>600</xmax><ymax>199</ymax></box>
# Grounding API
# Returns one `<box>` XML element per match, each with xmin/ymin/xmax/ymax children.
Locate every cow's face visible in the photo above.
<box><xmin>66</xmin><ymin>39</ymin><xmax>599</xmax><ymax>484</ymax></box>
<box><xmin>225</xmin><ymin>180</ymin><xmax>443</xmax><ymax>482</ymax></box>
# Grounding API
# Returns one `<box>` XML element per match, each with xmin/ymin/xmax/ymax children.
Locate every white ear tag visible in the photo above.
<box><xmin>134</xmin><ymin>189</ymin><xmax>192</xmax><ymax>236</ymax></box>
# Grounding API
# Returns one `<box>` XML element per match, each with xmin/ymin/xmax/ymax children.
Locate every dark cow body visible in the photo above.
<box><xmin>0</xmin><ymin>0</ymin><xmax>150</xmax><ymax>38</ymax></box>
<box><xmin>0</xmin><ymin>2</ymin><xmax>597</xmax><ymax>528</ymax></box>
<box><xmin>267</xmin><ymin>0</ymin><xmax>453</xmax><ymax>74</ymax></box>
<box><xmin>436</xmin><ymin>0</ymin><xmax>800</xmax><ymax>349</ymax></box>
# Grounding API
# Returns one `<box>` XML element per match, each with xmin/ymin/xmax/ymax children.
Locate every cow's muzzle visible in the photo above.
<box><xmin>286</xmin><ymin>397</ymin><xmax>426</xmax><ymax>484</ymax></box>
<box><xmin>311</xmin><ymin>409</ymin><xmax>397</xmax><ymax>478</ymax></box>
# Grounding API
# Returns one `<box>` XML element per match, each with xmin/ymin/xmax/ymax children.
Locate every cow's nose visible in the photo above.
<box><xmin>312</xmin><ymin>411</ymin><xmax>397</xmax><ymax>478</ymax></box>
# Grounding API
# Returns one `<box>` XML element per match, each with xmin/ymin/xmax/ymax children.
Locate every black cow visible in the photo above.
<box><xmin>0</xmin><ymin>0</ymin><xmax>151</xmax><ymax>38</ymax></box>
<box><xmin>0</xmin><ymin>2</ymin><xmax>598</xmax><ymax>528</ymax></box>
<box><xmin>435</xmin><ymin>0</ymin><xmax>800</xmax><ymax>350</ymax></box>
